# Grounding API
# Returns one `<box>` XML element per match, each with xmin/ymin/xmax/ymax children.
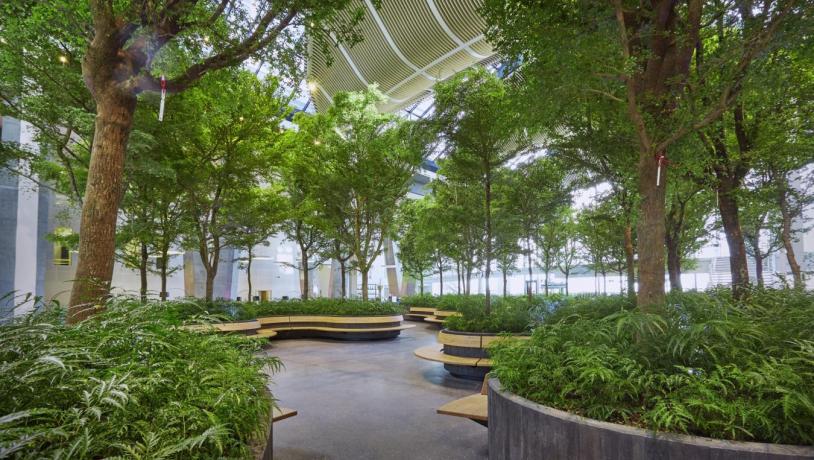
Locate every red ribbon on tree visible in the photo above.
<box><xmin>655</xmin><ymin>152</ymin><xmax>668</xmax><ymax>186</ymax></box>
<box><xmin>158</xmin><ymin>75</ymin><xmax>167</xmax><ymax>121</ymax></box>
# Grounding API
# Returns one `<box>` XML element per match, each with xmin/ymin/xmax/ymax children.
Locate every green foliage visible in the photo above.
<box><xmin>443</xmin><ymin>296</ymin><xmax>535</xmax><ymax>334</ymax></box>
<box><xmin>0</xmin><ymin>298</ymin><xmax>280</xmax><ymax>458</ymax></box>
<box><xmin>167</xmin><ymin>298</ymin><xmax>405</xmax><ymax>321</ymax></box>
<box><xmin>491</xmin><ymin>289</ymin><xmax>814</xmax><ymax>444</ymax></box>
<box><xmin>400</xmin><ymin>294</ymin><xmax>438</xmax><ymax>308</ymax></box>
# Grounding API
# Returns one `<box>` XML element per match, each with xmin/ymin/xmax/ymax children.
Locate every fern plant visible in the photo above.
<box><xmin>0</xmin><ymin>298</ymin><xmax>281</xmax><ymax>458</ymax></box>
<box><xmin>491</xmin><ymin>289</ymin><xmax>814</xmax><ymax>445</ymax></box>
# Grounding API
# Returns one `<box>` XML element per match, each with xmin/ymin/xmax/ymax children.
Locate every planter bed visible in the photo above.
<box><xmin>256</xmin><ymin>314</ymin><xmax>413</xmax><ymax>341</ymax></box>
<box><xmin>404</xmin><ymin>306</ymin><xmax>436</xmax><ymax>321</ymax></box>
<box><xmin>415</xmin><ymin>329</ymin><xmax>528</xmax><ymax>380</ymax></box>
<box><xmin>488</xmin><ymin>378</ymin><xmax>814</xmax><ymax>460</ymax></box>
<box><xmin>425</xmin><ymin>309</ymin><xmax>461</xmax><ymax>326</ymax></box>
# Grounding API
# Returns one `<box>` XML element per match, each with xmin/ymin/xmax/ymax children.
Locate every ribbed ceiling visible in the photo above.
<box><xmin>307</xmin><ymin>0</ymin><xmax>495</xmax><ymax>113</ymax></box>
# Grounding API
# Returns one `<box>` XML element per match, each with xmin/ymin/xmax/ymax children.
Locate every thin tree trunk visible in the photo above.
<box><xmin>340</xmin><ymin>260</ymin><xmax>347</xmax><ymax>298</ymax></box>
<box><xmin>544</xmin><ymin>264</ymin><xmax>549</xmax><ymax>295</ymax></box>
<box><xmin>456</xmin><ymin>260</ymin><xmax>461</xmax><ymax>294</ymax></box>
<box><xmin>666</xmin><ymin>235</ymin><xmax>683</xmax><ymax>292</ymax></box>
<box><xmin>439</xmin><ymin>265</ymin><xmax>444</xmax><ymax>295</ymax></box>
<box><xmin>247</xmin><ymin>247</ymin><xmax>253</xmax><ymax>301</ymax></box>
<box><xmin>636</xmin><ymin>148</ymin><xmax>668</xmax><ymax>311</ymax></box>
<box><xmin>160</xmin><ymin>247</ymin><xmax>168</xmax><ymax>301</ymax></box>
<box><xmin>526</xmin><ymin>237</ymin><xmax>534</xmax><ymax>301</ymax></box>
<box><xmin>778</xmin><ymin>190</ymin><xmax>803</xmax><ymax>289</ymax></box>
<box><xmin>484</xmin><ymin>171</ymin><xmax>492</xmax><ymax>314</ymax></box>
<box><xmin>68</xmin><ymin>92</ymin><xmax>137</xmax><ymax>322</ymax></box>
<box><xmin>419</xmin><ymin>275</ymin><xmax>424</xmax><ymax>295</ymax></box>
<box><xmin>503</xmin><ymin>270</ymin><xmax>508</xmax><ymax>298</ymax></box>
<box><xmin>717</xmin><ymin>180</ymin><xmax>750</xmax><ymax>297</ymax></box>
<box><xmin>361</xmin><ymin>269</ymin><xmax>369</xmax><ymax>301</ymax></box>
<box><xmin>139</xmin><ymin>241</ymin><xmax>148</xmax><ymax>303</ymax></box>
<box><xmin>564</xmin><ymin>272</ymin><xmax>569</xmax><ymax>296</ymax></box>
<box><xmin>624</xmin><ymin>224</ymin><xmax>636</xmax><ymax>300</ymax></box>
<box><xmin>300</xmin><ymin>245</ymin><xmax>309</xmax><ymax>300</ymax></box>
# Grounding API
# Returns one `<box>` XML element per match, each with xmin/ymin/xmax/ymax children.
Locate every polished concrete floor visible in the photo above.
<box><xmin>264</xmin><ymin>321</ymin><xmax>488</xmax><ymax>460</ymax></box>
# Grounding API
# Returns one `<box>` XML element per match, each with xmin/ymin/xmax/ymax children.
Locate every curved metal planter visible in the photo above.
<box><xmin>488</xmin><ymin>378</ymin><xmax>814</xmax><ymax>460</ymax></box>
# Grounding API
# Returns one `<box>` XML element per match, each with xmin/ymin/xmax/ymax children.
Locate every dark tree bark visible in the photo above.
<box><xmin>300</xmin><ymin>244</ymin><xmax>309</xmax><ymax>300</ymax></box>
<box><xmin>502</xmin><ymin>270</ymin><xmax>508</xmax><ymax>298</ymax></box>
<box><xmin>526</xmin><ymin>236</ymin><xmax>534</xmax><ymax>301</ymax></box>
<box><xmin>160</xmin><ymin>247</ymin><xmax>169</xmax><ymax>301</ymax></box>
<box><xmin>666</xmin><ymin>234</ymin><xmax>682</xmax><ymax>292</ymax></box>
<box><xmin>68</xmin><ymin>91</ymin><xmax>136</xmax><ymax>322</ymax></box>
<box><xmin>778</xmin><ymin>186</ymin><xmax>804</xmax><ymax>289</ymax></box>
<box><xmin>717</xmin><ymin>179</ymin><xmax>750</xmax><ymax>296</ymax></box>
<box><xmin>623</xmin><ymin>224</ymin><xmax>636</xmax><ymax>299</ymax></box>
<box><xmin>246</xmin><ymin>247</ymin><xmax>253</xmax><ymax>301</ymax></box>
<box><xmin>339</xmin><ymin>259</ymin><xmax>347</xmax><ymax>298</ymax></box>
<box><xmin>484</xmin><ymin>168</ymin><xmax>493</xmax><ymax>314</ymax></box>
<box><xmin>139</xmin><ymin>241</ymin><xmax>148</xmax><ymax>303</ymax></box>
<box><xmin>748</xmin><ymin>234</ymin><xmax>765</xmax><ymax>288</ymax></box>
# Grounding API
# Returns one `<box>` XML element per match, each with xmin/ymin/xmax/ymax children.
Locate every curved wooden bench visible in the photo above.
<box><xmin>414</xmin><ymin>344</ymin><xmax>493</xmax><ymax>367</ymax></box>
<box><xmin>438</xmin><ymin>376</ymin><xmax>489</xmax><ymax>427</ymax></box>
<box><xmin>416</xmin><ymin>330</ymin><xmax>529</xmax><ymax>380</ymax></box>
<box><xmin>257</xmin><ymin>314</ymin><xmax>414</xmax><ymax>341</ymax></box>
<box><xmin>404</xmin><ymin>306</ymin><xmax>436</xmax><ymax>321</ymax></box>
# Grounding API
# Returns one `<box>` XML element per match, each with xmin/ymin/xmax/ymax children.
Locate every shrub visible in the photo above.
<box><xmin>164</xmin><ymin>298</ymin><xmax>405</xmax><ymax>321</ymax></box>
<box><xmin>0</xmin><ymin>298</ymin><xmax>281</xmax><ymax>458</ymax></box>
<box><xmin>444</xmin><ymin>296</ymin><xmax>534</xmax><ymax>333</ymax></box>
<box><xmin>400</xmin><ymin>294</ymin><xmax>438</xmax><ymax>308</ymax></box>
<box><xmin>490</xmin><ymin>289</ymin><xmax>814</xmax><ymax>445</ymax></box>
<box><xmin>251</xmin><ymin>298</ymin><xmax>404</xmax><ymax>317</ymax></box>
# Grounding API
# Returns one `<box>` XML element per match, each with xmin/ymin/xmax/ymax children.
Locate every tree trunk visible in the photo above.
<box><xmin>778</xmin><ymin>190</ymin><xmax>804</xmax><ymax>289</ymax></box>
<box><xmin>624</xmin><ymin>224</ymin><xmax>636</xmax><ymax>301</ymax></box>
<box><xmin>139</xmin><ymin>241</ymin><xmax>148</xmax><ymax>303</ymax></box>
<box><xmin>544</xmin><ymin>265</ymin><xmax>549</xmax><ymax>295</ymax></box>
<box><xmin>502</xmin><ymin>270</ymin><xmax>508</xmax><ymax>298</ymax></box>
<box><xmin>666</xmin><ymin>235</ymin><xmax>683</xmax><ymax>292</ymax></box>
<box><xmin>419</xmin><ymin>274</ymin><xmax>424</xmax><ymax>295</ymax></box>
<box><xmin>300</xmin><ymin>245</ymin><xmax>309</xmax><ymax>300</ymax></box>
<box><xmin>160</xmin><ymin>247</ymin><xmax>168</xmax><ymax>301</ymax></box>
<box><xmin>361</xmin><ymin>269</ymin><xmax>369</xmax><ymax>301</ymax></box>
<box><xmin>340</xmin><ymin>260</ymin><xmax>347</xmax><ymax>298</ymax></box>
<box><xmin>636</xmin><ymin>149</ymin><xmax>668</xmax><ymax>311</ymax></box>
<box><xmin>754</xmin><ymin>252</ymin><xmax>764</xmax><ymax>288</ymax></box>
<box><xmin>484</xmin><ymin>171</ymin><xmax>492</xmax><ymax>314</ymax></box>
<box><xmin>456</xmin><ymin>260</ymin><xmax>461</xmax><ymax>294</ymax></box>
<box><xmin>68</xmin><ymin>91</ymin><xmax>137</xmax><ymax>322</ymax></box>
<box><xmin>247</xmin><ymin>247</ymin><xmax>253</xmax><ymax>302</ymax></box>
<box><xmin>564</xmin><ymin>272</ymin><xmax>569</xmax><ymax>296</ymax></box>
<box><xmin>439</xmin><ymin>265</ymin><xmax>443</xmax><ymax>295</ymax></box>
<box><xmin>526</xmin><ymin>237</ymin><xmax>534</xmax><ymax>301</ymax></box>
<box><xmin>717</xmin><ymin>179</ymin><xmax>750</xmax><ymax>297</ymax></box>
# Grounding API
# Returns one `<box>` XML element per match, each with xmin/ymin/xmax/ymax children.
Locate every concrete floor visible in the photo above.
<box><xmin>264</xmin><ymin>322</ymin><xmax>488</xmax><ymax>460</ymax></box>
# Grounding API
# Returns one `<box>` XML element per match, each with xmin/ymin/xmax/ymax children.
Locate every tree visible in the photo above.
<box><xmin>492</xmin><ymin>188</ymin><xmax>522</xmax><ymax>297</ymax></box>
<box><xmin>431</xmin><ymin>68</ymin><xmax>531</xmax><ymax>312</ymax></box>
<box><xmin>223</xmin><ymin>187</ymin><xmax>285</xmax><ymax>302</ymax></box>
<box><xmin>741</xmin><ymin>178</ymin><xmax>784</xmax><ymax>287</ymax></box>
<box><xmin>305</xmin><ymin>87</ymin><xmax>423</xmax><ymax>300</ymax></box>
<box><xmin>664</xmin><ymin>175</ymin><xmax>713</xmax><ymax>292</ymax></box>
<box><xmin>556</xmin><ymin>217</ymin><xmax>580</xmax><ymax>296</ymax></box>
<box><xmin>536</xmin><ymin>213</ymin><xmax>567</xmax><ymax>296</ymax></box>
<box><xmin>396</xmin><ymin>201</ymin><xmax>436</xmax><ymax>295</ymax></box>
<box><xmin>482</xmin><ymin>0</ymin><xmax>808</xmax><ymax>309</ymax></box>
<box><xmin>176</xmin><ymin>71</ymin><xmax>285</xmax><ymax>301</ymax></box>
<box><xmin>433</xmin><ymin>176</ymin><xmax>484</xmax><ymax>295</ymax></box>
<box><xmin>502</xmin><ymin>158</ymin><xmax>571</xmax><ymax>300</ymax></box>
<box><xmin>0</xmin><ymin>0</ymin><xmax>366</xmax><ymax>321</ymax></box>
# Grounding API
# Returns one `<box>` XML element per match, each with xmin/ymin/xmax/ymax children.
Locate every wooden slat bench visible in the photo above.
<box><xmin>437</xmin><ymin>377</ymin><xmax>489</xmax><ymax>427</ymax></box>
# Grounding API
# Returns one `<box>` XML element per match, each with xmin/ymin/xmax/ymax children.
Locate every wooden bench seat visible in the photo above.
<box><xmin>424</xmin><ymin>316</ymin><xmax>445</xmax><ymax>324</ymax></box>
<box><xmin>266</xmin><ymin>324</ymin><xmax>415</xmax><ymax>333</ymax></box>
<box><xmin>437</xmin><ymin>376</ymin><xmax>489</xmax><ymax>426</ymax></box>
<box><xmin>272</xmin><ymin>407</ymin><xmax>298</xmax><ymax>422</ymax></box>
<box><xmin>414</xmin><ymin>344</ymin><xmax>493</xmax><ymax>367</ymax></box>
